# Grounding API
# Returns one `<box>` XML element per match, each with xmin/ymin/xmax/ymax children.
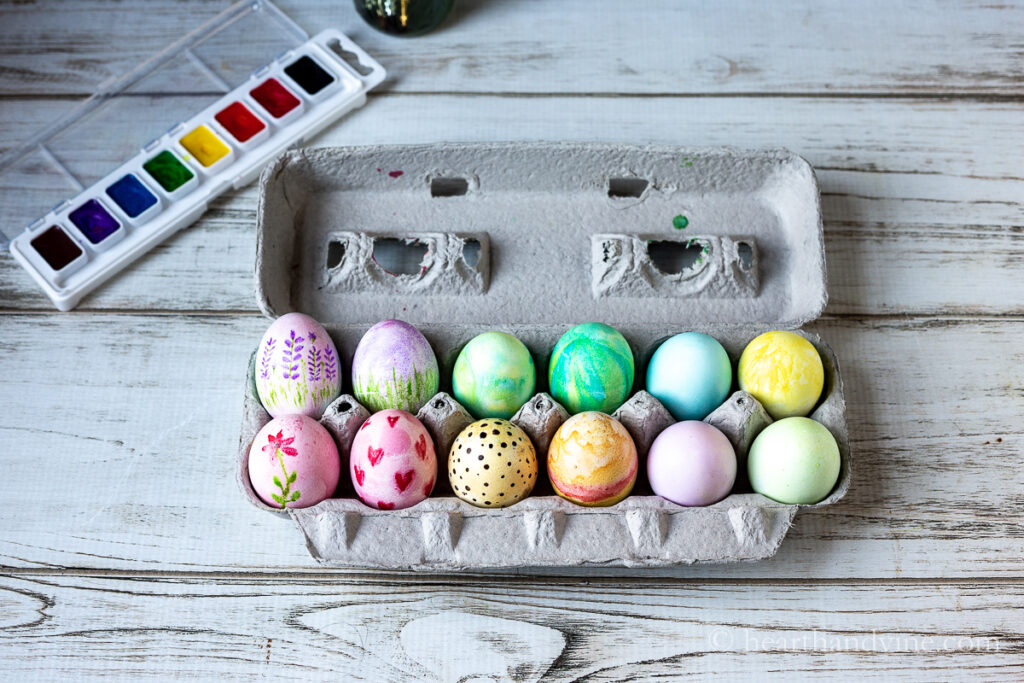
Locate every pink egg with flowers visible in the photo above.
<box><xmin>350</xmin><ymin>409</ymin><xmax>437</xmax><ymax>510</ymax></box>
<box><xmin>255</xmin><ymin>312</ymin><xmax>341</xmax><ymax>419</ymax></box>
<box><xmin>248</xmin><ymin>414</ymin><xmax>340</xmax><ymax>509</ymax></box>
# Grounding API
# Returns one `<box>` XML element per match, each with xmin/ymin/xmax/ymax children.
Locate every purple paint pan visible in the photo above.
<box><xmin>68</xmin><ymin>199</ymin><xmax>124</xmax><ymax>249</ymax></box>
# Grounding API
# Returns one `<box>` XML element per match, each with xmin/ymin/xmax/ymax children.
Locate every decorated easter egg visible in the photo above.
<box><xmin>738</xmin><ymin>331</ymin><xmax>824</xmax><ymax>419</ymax></box>
<box><xmin>352</xmin><ymin>319</ymin><xmax>439</xmax><ymax>414</ymax></box>
<box><xmin>349</xmin><ymin>409</ymin><xmax>437</xmax><ymax>510</ymax></box>
<box><xmin>452</xmin><ymin>331</ymin><xmax>536</xmax><ymax>419</ymax></box>
<box><xmin>549</xmin><ymin>322</ymin><xmax>635</xmax><ymax>415</ymax></box>
<box><xmin>255</xmin><ymin>312</ymin><xmax>341</xmax><ymax>419</ymax></box>
<box><xmin>547</xmin><ymin>412</ymin><xmax>637</xmax><ymax>506</ymax></box>
<box><xmin>747</xmin><ymin>417</ymin><xmax>840</xmax><ymax>504</ymax></box>
<box><xmin>646</xmin><ymin>332</ymin><xmax>732</xmax><ymax>421</ymax></box>
<box><xmin>647</xmin><ymin>421</ymin><xmax>737</xmax><ymax>506</ymax></box>
<box><xmin>448</xmin><ymin>419</ymin><xmax>538</xmax><ymax>508</ymax></box>
<box><xmin>248</xmin><ymin>414</ymin><xmax>340</xmax><ymax>509</ymax></box>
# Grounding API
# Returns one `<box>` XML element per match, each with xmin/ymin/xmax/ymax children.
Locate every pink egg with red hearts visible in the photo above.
<box><xmin>349</xmin><ymin>409</ymin><xmax>437</xmax><ymax>510</ymax></box>
<box><xmin>248</xmin><ymin>415</ymin><xmax>340</xmax><ymax>509</ymax></box>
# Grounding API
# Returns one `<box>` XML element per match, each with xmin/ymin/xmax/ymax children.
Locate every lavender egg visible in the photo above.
<box><xmin>255</xmin><ymin>312</ymin><xmax>342</xmax><ymax>419</ymax></box>
<box><xmin>647</xmin><ymin>421</ymin><xmax>737</xmax><ymax>507</ymax></box>
<box><xmin>353</xmin><ymin>320</ymin><xmax>439</xmax><ymax>414</ymax></box>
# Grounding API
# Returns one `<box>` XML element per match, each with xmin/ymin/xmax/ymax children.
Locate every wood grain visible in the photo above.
<box><xmin>1</xmin><ymin>0</ymin><xmax>1023</xmax><ymax>677</ymax></box>
<box><xmin>1</xmin><ymin>0</ymin><xmax>1023</xmax><ymax>96</ymax></box>
<box><xmin>1</xmin><ymin>96</ymin><xmax>1022</xmax><ymax>314</ymax></box>
<box><xmin>0</xmin><ymin>573</ymin><xmax>1021</xmax><ymax>681</ymax></box>
<box><xmin>0</xmin><ymin>314</ymin><xmax>1019</xmax><ymax>577</ymax></box>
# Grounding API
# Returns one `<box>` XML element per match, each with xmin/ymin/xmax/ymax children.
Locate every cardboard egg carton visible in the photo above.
<box><xmin>237</xmin><ymin>142</ymin><xmax>851</xmax><ymax>569</ymax></box>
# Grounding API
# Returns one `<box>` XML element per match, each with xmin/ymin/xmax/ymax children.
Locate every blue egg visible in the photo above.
<box><xmin>646</xmin><ymin>332</ymin><xmax>732</xmax><ymax>420</ymax></box>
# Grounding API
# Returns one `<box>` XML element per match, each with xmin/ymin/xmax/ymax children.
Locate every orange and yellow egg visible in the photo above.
<box><xmin>547</xmin><ymin>412</ymin><xmax>637</xmax><ymax>506</ymax></box>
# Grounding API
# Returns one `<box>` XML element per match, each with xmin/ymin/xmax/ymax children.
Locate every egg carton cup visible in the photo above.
<box><xmin>239</xmin><ymin>142</ymin><xmax>851</xmax><ymax>569</ymax></box>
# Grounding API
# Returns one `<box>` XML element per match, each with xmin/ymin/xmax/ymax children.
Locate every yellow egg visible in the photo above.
<box><xmin>547</xmin><ymin>412</ymin><xmax>637</xmax><ymax>506</ymax></box>
<box><xmin>448</xmin><ymin>419</ymin><xmax>537</xmax><ymax>508</ymax></box>
<box><xmin>738</xmin><ymin>331</ymin><xmax>824</xmax><ymax>419</ymax></box>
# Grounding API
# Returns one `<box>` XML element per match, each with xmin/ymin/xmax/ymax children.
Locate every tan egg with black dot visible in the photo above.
<box><xmin>448</xmin><ymin>418</ymin><xmax>538</xmax><ymax>508</ymax></box>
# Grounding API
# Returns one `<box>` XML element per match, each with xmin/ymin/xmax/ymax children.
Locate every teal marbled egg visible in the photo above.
<box><xmin>548</xmin><ymin>323</ymin><xmax>635</xmax><ymax>414</ymax></box>
<box><xmin>452</xmin><ymin>331</ymin><xmax>536</xmax><ymax>419</ymax></box>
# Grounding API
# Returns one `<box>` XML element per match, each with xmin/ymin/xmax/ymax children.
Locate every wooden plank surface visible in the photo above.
<box><xmin>1</xmin><ymin>0</ymin><xmax>1022</xmax><ymax>97</ymax></box>
<box><xmin>2</xmin><ymin>0</ymin><xmax>1023</xmax><ymax>677</ymax></box>
<box><xmin>1</xmin><ymin>96</ymin><xmax>1022</xmax><ymax>314</ymax></box>
<box><xmin>0</xmin><ymin>573</ymin><xmax>1021</xmax><ymax>681</ymax></box>
<box><xmin>0</xmin><ymin>314</ymin><xmax>1019</xmax><ymax>578</ymax></box>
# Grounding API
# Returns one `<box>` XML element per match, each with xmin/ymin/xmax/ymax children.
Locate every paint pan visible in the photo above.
<box><xmin>143</xmin><ymin>151</ymin><xmax>197</xmax><ymax>196</ymax></box>
<box><xmin>105</xmin><ymin>174</ymin><xmax>160</xmax><ymax>223</ymax></box>
<box><xmin>215</xmin><ymin>102</ymin><xmax>269</xmax><ymax>148</ymax></box>
<box><xmin>30</xmin><ymin>225</ymin><xmax>86</xmax><ymax>281</ymax></box>
<box><xmin>68</xmin><ymin>199</ymin><xmax>124</xmax><ymax>249</ymax></box>
<box><xmin>250</xmin><ymin>78</ymin><xmax>304</xmax><ymax>122</ymax></box>
<box><xmin>178</xmin><ymin>125</ymin><xmax>234</xmax><ymax>170</ymax></box>
<box><xmin>3</xmin><ymin>0</ymin><xmax>385</xmax><ymax>311</ymax></box>
<box><xmin>284</xmin><ymin>55</ymin><xmax>337</xmax><ymax>98</ymax></box>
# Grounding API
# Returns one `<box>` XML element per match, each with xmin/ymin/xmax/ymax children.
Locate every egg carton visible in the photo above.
<box><xmin>237</xmin><ymin>142</ymin><xmax>851</xmax><ymax>569</ymax></box>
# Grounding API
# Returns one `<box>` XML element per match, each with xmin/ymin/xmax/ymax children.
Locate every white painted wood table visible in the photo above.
<box><xmin>1</xmin><ymin>1</ymin><xmax>1022</xmax><ymax>679</ymax></box>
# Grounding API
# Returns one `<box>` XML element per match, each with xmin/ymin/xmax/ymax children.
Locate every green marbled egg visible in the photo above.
<box><xmin>452</xmin><ymin>331</ymin><xmax>536</xmax><ymax>419</ymax></box>
<box><xmin>549</xmin><ymin>322</ymin><xmax>634</xmax><ymax>414</ymax></box>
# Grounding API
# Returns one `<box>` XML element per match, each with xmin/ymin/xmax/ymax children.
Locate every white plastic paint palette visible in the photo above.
<box><xmin>0</xmin><ymin>0</ymin><xmax>384</xmax><ymax>310</ymax></box>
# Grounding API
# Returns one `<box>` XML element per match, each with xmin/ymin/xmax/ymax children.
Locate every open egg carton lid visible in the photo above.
<box><xmin>244</xmin><ymin>142</ymin><xmax>849</xmax><ymax>569</ymax></box>
<box><xmin>255</xmin><ymin>142</ymin><xmax>827</xmax><ymax>330</ymax></box>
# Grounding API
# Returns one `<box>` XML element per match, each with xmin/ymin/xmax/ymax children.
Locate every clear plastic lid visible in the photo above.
<box><xmin>0</xmin><ymin>0</ymin><xmax>308</xmax><ymax>246</ymax></box>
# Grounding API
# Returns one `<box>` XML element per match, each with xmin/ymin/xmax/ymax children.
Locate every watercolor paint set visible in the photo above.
<box><xmin>0</xmin><ymin>0</ymin><xmax>384</xmax><ymax>310</ymax></box>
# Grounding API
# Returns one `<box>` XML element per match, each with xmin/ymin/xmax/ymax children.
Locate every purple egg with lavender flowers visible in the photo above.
<box><xmin>255</xmin><ymin>312</ymin><xmax>342</xmax><ymax>419</ymax></box>
<box><xmin>352</xmin><ymin>320</ymin><xmax>439</xmax><ymax>414</ymax></box>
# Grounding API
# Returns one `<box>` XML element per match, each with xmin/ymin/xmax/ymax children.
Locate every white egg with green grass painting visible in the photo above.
<box><xmin>255</xmin><ymin>312</ymin><xmax>341</xmax><ymax>419</ymax></box>
<box><xmin>352</xmin><ymin>320</ymin><xmax>439</xmax><ymax>414</ymax></box>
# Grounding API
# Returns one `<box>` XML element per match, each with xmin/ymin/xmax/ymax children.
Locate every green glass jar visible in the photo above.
<box><xmin>354</xmin><ymin>0</ymin><xmax>455</xmax><ymax>37</ymax></box>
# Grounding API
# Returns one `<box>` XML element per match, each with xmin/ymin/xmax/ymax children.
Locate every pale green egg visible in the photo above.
<box><xmin>452</xmin><ymin>331</ymin><xmax>536</xmax><ymax>419</ymax></box>
<box><xmin>747</xmin><ymin>417</ymin><xmax>840</xmax><ymax>504</ymax></box>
